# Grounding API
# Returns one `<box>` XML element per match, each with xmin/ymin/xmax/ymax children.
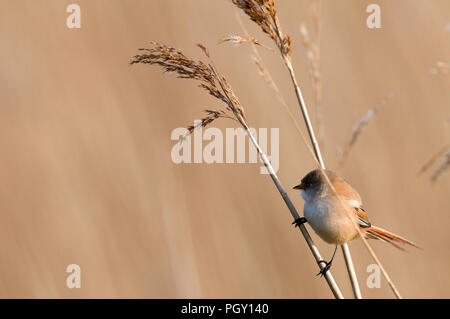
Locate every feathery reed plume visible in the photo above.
<box><xmin>131</xmin><ymin>41</ymin><xmax>344</xmax><ymax>299</ymax></box>
<box><xmin>232</xmin><ymin>0</ymin><xmax>291</xmax><ymax>56</ymax></box>
<box><xmin>299</xmin><ymin>23</ymin><xmax>320</xmax><ymax>100</ymax></box>
<box><xmin>432</xmin><ymin>152</ymin><xmax>450</xmax><ymax>182</ymax></box>
<box><xmin>429</xmin><ymin>61</ymin><xmax>449</xmax><ymax>75</ymax></box>
<box><xmin>229</xmin><ymin>3</ymin><xmax>309</xmax><ymax>152</ymax></box>
<box><xmin>419</xmin><ymin>146</ymin><xmax>450</xmax><ymax>183</ymax></box>
<box><xmin>186</xmin><ymin>109</ymin><xmax>236</xmax><ymax>135</ymax></box>
<box><xmin>232</xmin><ymin>7</ymin><xmax>316</xmax><ymax>166</ymax></box>
<box><xmin>337</xmin><ymin>94</ymin><xmax>393</xmax><ymax>172</ymax></box>
<box><xmin>130</xmin><ymin>42</ymin><xmax>245</xmax><ymax>132</ymax></box>
<box><xmin>299</xmin><ymin>21</ymin><xmax>323</xmax><ymax>148</ymax></box>
<box><xmin>231</xmin><ymin>7</ymin><xmax>293</xmax><ymax>125</ymax></box>
<box><xmin>220</xmin><ymin>35</ymin><xmax>274</xmax><ymax>51</ymax></box>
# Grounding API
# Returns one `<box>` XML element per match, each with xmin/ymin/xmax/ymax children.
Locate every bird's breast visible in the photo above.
<box><xmin>304</xmin><ymin>197</ymin><xmax>358</xmax><ymax>245</ymax></box>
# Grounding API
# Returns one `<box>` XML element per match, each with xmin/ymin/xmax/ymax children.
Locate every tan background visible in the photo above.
<box><xmin>0</xmin><ymin>0</ymin><xmax>449</xmax><ymax>298</ymax></box>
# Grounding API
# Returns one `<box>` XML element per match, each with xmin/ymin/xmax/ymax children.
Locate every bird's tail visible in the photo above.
<box><xmin>365</xmin><ymin>225</ymin><xmax>418</xmax><ymax>250</ymax></box>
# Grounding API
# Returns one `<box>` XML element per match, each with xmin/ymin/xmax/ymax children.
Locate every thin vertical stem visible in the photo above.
<box><xmin>342</xmin><ymin>244</ymin><xmax>362</xmax><ymax>298</ymax></box>
<box><xmin>284</xmin><ymin>58</ymin><xmax>325</xmax><ymax>169</ymax></box>
<box><xmin>282</xmin><ymin>56</ymin><xmax>362</xmax><ymax>299</ymax></box>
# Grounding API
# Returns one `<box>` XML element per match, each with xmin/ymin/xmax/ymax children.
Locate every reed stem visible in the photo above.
<box><xmin>281</xmin><ymin>53</ymin><xmax>362</xmax><ymax>299</ymax></box>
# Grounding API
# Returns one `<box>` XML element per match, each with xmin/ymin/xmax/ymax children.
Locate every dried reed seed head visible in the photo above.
<box><xmin>431</xmin><ymin>151</ymin><xmax>450</xmax><ymax>182</ymax></box>
<box><xmin>220</xmin><ymin>35</ymin><xmax>276</xmax><ymax>52</ymax></box>
<box><xmin>337</xmin><ymin>94</ymin><xmax>394</xmax><ymax>171</ymax></box>
<box><xmin>187</xmin><ymin>109</ymin><xmax>232</xmax><ymax>134</ymax></box>
<box><xmin>232</xmin><ymin>0</ymin><xmax>291</xmax><ymax>55</ymax></box>
<box><xmin>130</xmin><ymin>42</ymin><xmax>227</xmax><ymax>104</ymax></box>
<box><xmin>299</xmin><ymin>24</ymin><xmax>319</xmax><ymax>75</ymax></box>
<box><xmin>429</xmin><ymin>61</ymin><xmax>450</xmax><ymax>75</ymax></box>
<box><xmin>130</xmin><ymin>42</ymin><xmax>246</xmax><ymax>135</ymax></box>
<box><xmin>299</xmin><ymin>24</ymin><xmax>311</xmax><ymax>47</ymax></box>
<box><xmin>196</xmin><ymin>43</ymin><xmax>210</xmax><ymax>58</ymax></box>
<box><xmin>220</xmin><ymin>35</ymin><xmax>261</xmax><ymax>46</ymax></box>
<box><xmin>419</xmin><ymin>146</ymin><xmax>450</xmax><ymax>183</ymax></box>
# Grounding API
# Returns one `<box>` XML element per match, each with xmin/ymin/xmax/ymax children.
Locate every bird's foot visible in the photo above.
<box><xmin>292</xmin><ymin>217</ymin><xmax>307</xmax><ymax>228</ymax></box>
<box><xmin>316</xmin><ymin>260</ymin><xmax>333</xmax><ymax>277</ymax></box>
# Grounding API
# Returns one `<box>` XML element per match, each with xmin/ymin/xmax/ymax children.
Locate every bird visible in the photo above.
<box><xmin>292</xmin><ymin>169</ymin><xmax>417</xmax><ymax>276</ymax></box>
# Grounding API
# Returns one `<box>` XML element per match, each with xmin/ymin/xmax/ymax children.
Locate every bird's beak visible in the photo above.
<box><xmin>293</xmin><ymin>183</ymin><xmax>304</xmax><ymax>190</ymax></box>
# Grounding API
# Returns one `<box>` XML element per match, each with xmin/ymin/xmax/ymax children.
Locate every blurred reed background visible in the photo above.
<box><xmin>0</xmin><ymin>0</ymin><xmax>448</xmax><ymax>298</ymax></box>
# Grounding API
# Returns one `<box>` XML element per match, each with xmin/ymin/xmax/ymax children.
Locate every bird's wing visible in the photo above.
<box><xmin>332</xmin><ymin>174</ymin><xmax>370</xmax><ymax>228</ymax></box>
<box><xmin>342</xmin><ymin>198</ymin><xmax>371</xmax><ymax>228</ymax></box>
<box><xmin>355</xmin><ymin>207</ymin><xmax>371</xmax><ymax>228</ymax></box>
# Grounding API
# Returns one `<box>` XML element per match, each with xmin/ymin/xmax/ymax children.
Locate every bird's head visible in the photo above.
<box><xmin>293</xmin><ymin>169</ymin><xmax>332</xmax><ymax>201</ymax></box>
